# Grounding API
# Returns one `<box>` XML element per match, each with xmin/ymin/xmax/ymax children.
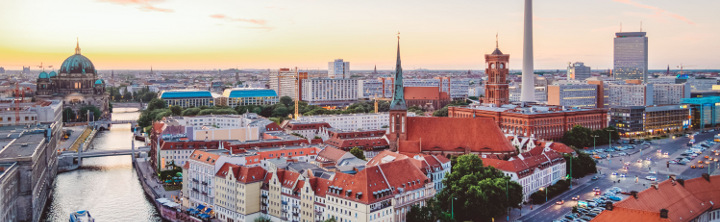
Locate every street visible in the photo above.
<box><xmin>511</xmin><ymin>130</ymin><xmax>720</xmax><ymax>222</ymax></box>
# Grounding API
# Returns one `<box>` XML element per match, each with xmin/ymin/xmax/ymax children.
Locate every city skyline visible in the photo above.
<box><xmin>1</xmin><ymin>0</ymin><xmax>719</xmax><ymax>70</ymax></box>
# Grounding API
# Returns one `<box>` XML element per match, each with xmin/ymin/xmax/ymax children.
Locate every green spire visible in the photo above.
<box><xmin>390</xmin><ymin>33</ymin><xmax>407</xmax><ymax>110</ymax></box>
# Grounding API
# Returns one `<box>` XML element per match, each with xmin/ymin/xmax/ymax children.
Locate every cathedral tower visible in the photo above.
<box><xmin>387</xmin><ymin>33</ymin><xmax>407</xmax><ymax>151</ymax></box>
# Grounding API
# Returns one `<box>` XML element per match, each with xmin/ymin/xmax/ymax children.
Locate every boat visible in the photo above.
<box><xmin>69</xmin><ymin>210</ymin><xmax>95</xmax><ymax>222</ymax></box>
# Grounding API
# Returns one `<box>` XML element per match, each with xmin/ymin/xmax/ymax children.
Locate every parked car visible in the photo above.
<box><xmin>645</xmin><ymin>176</ymin><xmax>657</xmax><ymax>181</ymax></box>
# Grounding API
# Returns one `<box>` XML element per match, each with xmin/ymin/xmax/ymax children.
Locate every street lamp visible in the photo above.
<box><xmin>451</xmin><ymin>196</ymin><xmax>457</xmax><ymax>220</ymax></box>
<box><xmin>540</xmin><ymin>187</ymin><xmax>548</xmax><ymax>203</ymax></box>
<box><xmin>592</xmin><ymin>135</ymin><xmax>600</xmax><ymax>150</ymax></box>
<box><xmin>607</xmin><ymin>129</ymin><xmax>615</xmax><ymax>147</ymax></box>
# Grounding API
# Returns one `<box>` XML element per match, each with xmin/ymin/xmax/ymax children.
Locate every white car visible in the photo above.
<box><xmin>645</xmin><ymin>176</ymin><xmax>657</xmax><ymax>181</ymax></box>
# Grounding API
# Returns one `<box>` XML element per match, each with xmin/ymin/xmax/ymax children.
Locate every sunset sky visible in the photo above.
<box><xmin>0</xmin><ymin>0</ymin><xmax>718</xmax><ymax>71</ymax></box>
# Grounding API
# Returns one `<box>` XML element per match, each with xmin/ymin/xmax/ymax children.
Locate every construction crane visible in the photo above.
<box><xmin>36</xmin><ymin>62</ymin><xmax>52</xmax><ymax>71</ymax></box>
<box><xmin>274</xmin><ymin>67</ymin><xmax>312</xmax><ymax>120</ymax></box>
<box><xmin>10</xmin><ymin>83</ymin><xmax>30</xmax><ymax>124</ymax></box>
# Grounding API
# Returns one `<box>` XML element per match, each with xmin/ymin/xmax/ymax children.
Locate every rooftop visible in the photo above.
<box><xmin>0</xmin><ymin>133</ymin><xmax>46</xmax><ymax>160</ymax></box>
<box><xmin>223</xmin><ymin>88</ymin><xmax>278</xmax><ymax>98</ymax></box>
<box><xmin>160</xmin><ymin>90</ymin><xmax>213</xmax><ymax>99</ymax></box>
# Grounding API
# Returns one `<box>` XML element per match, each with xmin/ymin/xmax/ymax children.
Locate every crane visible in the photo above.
<box><xmin>10</xmin><ymin>83</ymin><xmax>31</xmax><ymax>124</ymax></box>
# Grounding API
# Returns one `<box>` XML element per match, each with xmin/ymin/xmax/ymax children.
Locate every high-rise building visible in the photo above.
<box><xmin>484</xmin><ymin>42</ymin><xmax>510</xmax><ymax>107</ymax></box>
<box><xmin>613</xmin><ymin>32</ymin><xmax>648</xmax><ymax>82</ymax></box>
<box><xmin>301</xmin><ymin>78</ymin><xmax>358</xmax><ymax>105</ymax></box>
<box><xmin>328</xmin><ymin>59</ymin><xmax>349</xmax><ymax>79</ymax></box>
<box><xmin>269</xmin><ymin>68</ymin><xmax>308</xmax><ymax>100</ymax></box>
<box><xmin>567</xmin><ymin>62</ymin><xmax>591</xmax><ymax>80</ymax></box>
<box><xmin>547</xmin><ymin>81</ymin><xmax>598</xmax><ymax>108</ymax></box>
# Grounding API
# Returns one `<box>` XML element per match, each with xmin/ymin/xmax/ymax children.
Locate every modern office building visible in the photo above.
<box><xmin>160</xmin><ymin>90</ymin><xmax>215</xmax><ymax>108</ymax></box>
<box><xmin>567</xmin><ymin>62</ymin><xmax>591</xmax><ymax>80</ymax></box>
<box><xmin>547</xmin><ymin>81</ymin><xmax>598</xmax><ymax>108</ymax></box>
<box><xmin>682</xmin><ymin>96</ymin><xmax>720</xmax><ymax>130</ymax></box>
<box><xmin>301</xmin><ymin>78</ymin><xmax>358</xmax><ymax>105</ymax></box>
<box><xmin>613</xmin><ymin>32</ymin><xmax>648</xmax><ymax>82</ymax></box>
<box><xmin>653</xmin><ymin>83</ymin><xmax>691</xmax><ymax>105</ymax></box>
<box><xmin>222</xmin><ymin>88</ymin><xmax>278</xmax><ymax>107</ymax></box>
<box><xmin>606</xmin><ymin>82</ymin><xmax>690</xmax><ymax>107</ymax></box>
<box><xmin>608</xmin><ymin>105</ymin><xmax>690</xmax><ymax>137</ymax></box>
<box><xmin>328</xmin><ymin>59</ymin><xmax>350</xmax><ymax>79</ymax></box>
<box><xmin>357</xmin><ymin>78</ymin><xmax>393</xmax><ymax>99</ymax></box>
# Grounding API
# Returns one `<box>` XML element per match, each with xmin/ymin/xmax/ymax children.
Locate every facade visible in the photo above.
<box><xmin>567</xmin><ymin>62</ymin><xmax>591</xmax><ymax>80</ymax></box>
<box><xmin>653</xmin><ymin>83</ymin><xmax>691</xmax><ymax>105</ymax></box>
<box><xmin>294</xmin><ymin>113</ymin><xmax>392</xmax><ymax>131</ymax></box>
<box><xmin>222</xmin><ymin>88</ymin><xmax>278</xmax><ymax>107</ymax></box>
<box><xmin>184</xmin><ymin>150</ymin><xmax>225</xmax><ymax>211</ymax></box>
<box><xmin>483</xmin><ymin>146</ymin><xmax>567</xmax><ymax>201</ymax></box>
<box><xmin>213</xmin><ymin>163</ymin><xmax>267</xmax><ymax>222</ymax></box>
<box><xmin>587</xmin><ymin>80</ymin><xmax>609</xmax><ymax>108</ymax></box>
<box><xmin>328</xmin><ymin>59</ymin><xmax>350</xmax><ymax>79</ymax></box>
<box><xmin>160</xmin><ymin>90</ymin><xmax>215</xmax><ymax>108</ymax></box>
<box><xmin>367</xmin><ymin>151</ymin><xmax>451</xmax><ymax>193</ymax></box>
<box><xmin>35</xmin><ymin>42</ymin><xmax>110</xmax><ymax>120</ymax></box>
<box><xmin>0</xmin><ymin>126</ymin><xmax>60</xmax><ymax>222</ymax></box>
<box><xmin>613</xmin><ymin>32</ymin><xmax>648</xmax><ymax>82</ymax></box>
<box><xmin>301</xmin><ymin>78</ymin><xmax>358</xmax><ymax>105</ymax></box>
<box><xmin>269</xmin><ymin>68</ymin><xmax>308</xmax><ymax>100</ymax></box>
<box><xmin>320</xmin><ymin>128</ymin><xmax>389</xmax><ymax>158</ymax></box>
<box><xmin>685</xmin><ymin>77</ymin><xmax>718</xmax><ymax>91</ymax></box>
<box><xmin>606</xmin><ymin>83</ymin><xmax>690</xmax><ymax>106</ymax></box>
<box><xmin>403</xmin><ymin>87</ymin><xmax>451</xmax><ymax>111</ymax></box>
<box><xmin>547</xmin><ymin>82</ymin><xmax>598</xmax><ymax>108</ymax></box>
<box><xmin>484</xmin><ymin>47</ymin><xmax>510</xmax><ymax>106</ymax></box>
<box><xmin>682</xmin><ymin>97</ymin><xmax>720</xmax><ymax>130</ymax></box>
<box><xmin>0</xmin><ymin>100</ymin><xmax>63</xmax><ymax>127</ymax></box>
<box><xmin>449</xmin><ymin>105</ymin><xmax>608</xmax><ymax>140</ymax></box>
<box><xmin>609</xmin><ymin>105</ymin><xmax>691</xmax><ymax>137</ymax></box>
<box><xmin>357</xmin><ymin>78</ymin><xmax>393</xmax><ymax>99</ymax></box>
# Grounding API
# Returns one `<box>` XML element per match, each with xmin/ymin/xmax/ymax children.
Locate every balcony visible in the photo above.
<box><xmin>192</xmin><ymin>178</ymin><xmax>199</xmax><ymax>183</ymax></box>
<box><xmin>201</xmin><ymin>181</ymin><xmax>208</xmax><ymax>185</ymax></box>
<box><xmin>282</xmin><ymin>201</ymin><xmax>288</xmax><ymax>205</ymax></box>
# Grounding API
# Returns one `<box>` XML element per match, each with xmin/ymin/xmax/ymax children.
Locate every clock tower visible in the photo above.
<box><xmin>484</xmin><ymin>37</ymin><xmax>510</xmax><ymax>107</ymax></box>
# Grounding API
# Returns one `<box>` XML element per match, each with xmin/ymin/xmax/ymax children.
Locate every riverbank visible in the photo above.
<box><xmin>134</xmin><ymin>157</ymin><xmax>200</xmax><ymax>222</ymax></box>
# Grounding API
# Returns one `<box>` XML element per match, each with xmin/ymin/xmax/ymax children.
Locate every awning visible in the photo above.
<box><xmin>204</xmin><ymin>208</ymin><xmax>212</xmax><ymax>213</ymax></box>
<box><xmin>197</xmin><ymin>204</ymin><xmax>205</xmax><ymax>210</ymax></box>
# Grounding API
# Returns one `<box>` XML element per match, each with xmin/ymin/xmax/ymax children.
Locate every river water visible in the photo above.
<box><xmin>44</xmin><ymin>108</ymin><xmax>162</xmax><ymax>221</ymax></box>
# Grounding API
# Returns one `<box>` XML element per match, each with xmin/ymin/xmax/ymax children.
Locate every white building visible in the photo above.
<box><xmin>482</xmin><ymin>147</ymin><xmax>567</xmax><ymax>201</ymax></box>
<box><xmin>296</xmin><ymin>113</ymin><xmax>393</xmax><ymax>131</ymax></box>
<box><xmin>357</xmin><ymin>78</ymin><xmax>393</xmax><ymax>99</ymax></box>
<box><xmin>269</xmin><ymin>68</ymin><xmax>299</xmax><ymax>100</ymax></box>
<box><xmin>0</xmin><ymin>100</ymin><xmax>62</xmax><ymax>127</ymax></box>
<box><xmin>301</xmin><ymin>78</ymin><xmax>358</xmax><ymax>105</ymax></box>
<box><xmin>468</xmin><ymin>86</ymin><xmax>484</xmax><ymax>98</ymax></box>
<box><xmin>547</xmin><ymin>81</ymin><xmax>598</xmax><ymax>108</ymax></box>
<box><xmin>567</xmin><ymin>62</ymin><xmax>591</xmax><ymax>80</ymax></box>
<box><xmin>606</xmin><ymin>83</ymin><xmax>689</xmax><ymax>106</ymax></box>
<box><xmin>653</xmin><ymin>83</ymin><xmax>690</xmax><ymax>105</ymax></box>
<box><xmin>328</xmin><ymin>59</ymin><xmax>350</xmax><ymax>79</ymax></box>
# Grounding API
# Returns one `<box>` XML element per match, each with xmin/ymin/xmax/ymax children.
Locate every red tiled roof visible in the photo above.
<box><xmin>325</xmin><ymin>137</ymin><xmax>388</xmax><ymax>150</ymax></box>
<box><xmin>284</xmin><ymin>122</ymin><xmax>332</xmax><ymax>131</ymax></box>
<box><xmin>329</xmin><ymin>165</ymin><xmax>392</xmax><ymax>204</ymax></box>
<box><xmin>153</xmin><ymin>122</ymin><xmax>165</xmax><ymax>134</ymax></box>
<box><xmin>592</xmin><ymin>207</ymin><xmax>670</xmax><ymax>222</ymax></box>
<box><xmin>594</xmin><ymin>176</ymin><xmax>720</xmax><ymax>222</ymax></box>
<box><xmin>379</xmin><ymin>158</ymin><xmax>429</xmax><ymax>192</ymax></box>
<box><xmin>366</xmin><ymin>150</ymin><xmax>409</xmax><ymax>166</ymax></box>
<box><xmin>400</xmin><ymin>117</ymin><xmax>516</xmax><ymax>155</ymax></box>
<box><xmin>189</xmin><ymin>150</ymin><xmax>221</xmax><ymax>165</ymax></box>
<box><xmin>183</xmin><ymin>161</ymin><xmax>189</xmax><ymax>169</ymax></box>
<box><xmin>215</xmin><ymin>162</ymin><xmax>267</xmax><ymax>183</ymax></box>
<box><xmin>404</xmin><ymin>87</ymin><xmax>440</xmax><ymax>100</ymax></box>
<box><xmin>309</xmin><ymin>177</ymin><xmax>332</xmax><ymax>197</ymax></box>
<box><xmin>550</xmin><ymin>142</ymin><xmax>575</xmax><ymax>154</ymax></box>
<box><xmin>317</xmin><ymin>146</ymin><xmax>348</xmax><ymax>163</ymax></box>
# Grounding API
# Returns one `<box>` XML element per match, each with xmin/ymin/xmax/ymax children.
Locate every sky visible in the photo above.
<box><xmin>0</xmin><ymin>0</ymin><xmax>718</xmax><ymax>71</ymax></box>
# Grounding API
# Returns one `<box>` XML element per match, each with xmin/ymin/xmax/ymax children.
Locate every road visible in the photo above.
<box><xmin>515</xmin><ymin>131</ymin><xmax>720</xmax><ymax>222</ymax></box>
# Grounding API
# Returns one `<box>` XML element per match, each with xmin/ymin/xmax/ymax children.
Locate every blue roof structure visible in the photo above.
<box><xmin>94</xmin><ymin>79</ymin><xmax>103</xmax><ymax>85</ymax></box>
<box><xmin>228</xmin><ymin>89</ymin><xmax>277</xmax><ymax>98</ymax></box>
<box><xmin>60</xmin><ymin>54</ymin><xmax>95</xmax><ymax>74</ymax></box>
<box><xmin>160</xmin><ymin>91</ymin><xmax>213</xmax><ymax>99</ymax></box>
<box><xmin>38</xmin><ymin>72</ymin><xmax>49</xmax><ymax>79</ymax></box>
<box><xmin>48</xmin><ymin>71</ymin><xmax>57</xmax><ymax>77</ymax></box>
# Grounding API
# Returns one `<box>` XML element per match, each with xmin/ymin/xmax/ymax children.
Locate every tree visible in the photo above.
<box><xmin>181</xmin><ymin>107</ymin><xmax>201</xmax><ymax>116</ymax></box>
<box><xmin>272</xmin><ymin>106</ymin><xmax>290</xmax><ymax>117</ymax></box>
<box><xmin>322</xmin><ymin>218</ymin><xmax>337</xmax><ymax>222</ymax></box>
<box><xmin>406</xmin><ymin>198</ymin><xmax>452</xmax><ymax>222</ymax></box>
<box><xmin>169</xmin><ymin>106</ymin><xmax>182</xmax><ymax>116</ymax></box>
<box><xmin>147</xmin><ymin>98</ymin><xmax>167</xmax><ymax>111</ymax></box>
<box><xmin>564</xmin><ymin>147</ymin><xmax>598</xmax><ymax>179</ymax></box>
<box><xmin>433</xmin><ymin>106</ymin><xmax>449</xmax><ymax>117</ymax></box>
<box><xmin>78</xmin><ymin>105</ymin><xmax>101</xmax><ymax>121</ymax></box>
<box><xmin>280</xmin><ymin>96</ymin><xmax>293</xmax><ymax>107</ymax></box>
<box><xmin>254</xmin><ymin>216</ymin><xmax>271</xmax><ymax>222</ymax></box>
<box><xmin>349</xmin><ymin>147</ymin><xmax>366</xmax><ymax>160</ymax></box>
<box><xmin>62</xmin><ymin>108</ymin><xmax>76</xmax><ymax>122</ymax></box>
<box><xmin>436</xmin><ymin>155</ymin><xmax>523</xmax><ymax>221</ymax></box>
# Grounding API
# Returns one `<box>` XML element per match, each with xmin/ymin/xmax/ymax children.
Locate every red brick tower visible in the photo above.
<box><xmin>485</xmin><ymin>37</ymin><xmax>510</xmax><ymax>107</ymax></box>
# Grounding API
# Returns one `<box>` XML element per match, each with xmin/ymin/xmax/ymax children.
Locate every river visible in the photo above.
<box><xmin>43</xmin><ymin>108</ymin><xmax>162</xmax><ymax>221</ymax></box>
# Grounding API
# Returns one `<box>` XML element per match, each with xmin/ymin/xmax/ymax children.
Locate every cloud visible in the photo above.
<box><xmin>210</xmin><ymin>14</ymin><xmax>271</xmax><ymax>29</ymax></box>
<box><xmin>613</xmin><ymin>0</ymin><xmax>694</xmax><ymax>25</ymax></box>
<box><xmin>99</xmin><ymin>0</ymin><xmax>173</xmax><ymax>13</ymax></box>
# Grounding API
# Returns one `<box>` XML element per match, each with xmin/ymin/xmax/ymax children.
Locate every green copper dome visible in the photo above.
<box><xmin>38</xmin><ymin>71</ymin><xmax>49</xmax><ymax>79</ymax></box>
<box><xmin>48</xmin><ymin>71</ymin><xmax>57</xmax><ymax>77</ymax></box>
<box><xmin>95</xmin><ymin>79</ymin><xmax>104</xmax><ymax>85</ymax></box>
<box><xmin>59</xmin><ymin>54</ymin><xmax>95</xmax><ymax>74</ymax></box>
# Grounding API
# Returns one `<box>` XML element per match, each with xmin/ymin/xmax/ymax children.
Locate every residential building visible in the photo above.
<box><xmin>367</xmin><ymin>151</ymin><xmax>451</xmax><ymax>192</ymax></box>
<box><xmin>613</xmin><ymin>32</ymin><xmax>648</xmax><ymax>82</ymax></box>
<box><xmin>482</xmin><ymin>145</ymin><xmax>567</xmax><ymax>201</ymax></box>
<box><xmin>449</xmin><ymin>105</ymin><xmax>607</xmax><ymax>140</ymax></box>
<box><xmin>269</xmin><ymin>68</ymin><xmax>308</xmax><ymax>100</ymax></box>
<box><xmin>301</xmin><ymin>78</ymin><xmax>358</xmax><ymax>105</ymax></box>
<box><xmin>567</xmin><ymin>62</ymin><xmax>591</xmax><ymax>80</ymax></box>
<box><xmin>292</xmin><ymin>113</ymin><xmax>395</xmax><ymax>131</ymax></box>
<box><xmin>547</xmin><ymin>81</ymin><xmax>598</xmax><ymax>108</ymax></box>
<box><xmin>587</xmin><ymin>79</ymin><xmax>609</xmax><ymax>108</ymax></box>
<box><xmin>653</xmin><ymin>83</ymin><xmax>691</xmax><ymax>105</ymax></box>
<box><xmin>280</xmin><ymin>121</ymin><xmax>332</xmax><ymax>140</ymax></box>
<box><xmin>320</xmin><ymin>128</ymin><xmax>388</xmax><ymax>158</ymax></box>
<box><xmin>160</xmin><ymin>90</ymin><xmax>216</xmax><ymax>108</ymax></box>
<box><xmin>184</xmin><ymin>150</ymin><xmax>228</xmax><ymax>211</ymax></box>
<box><xmin>213</xmin><ymin>163</ymin><xmax>267</xmax><ymax>222</ymax></box>
<box><xmin>357</xmin><ymin>78</ymin><xmax>392</xmax><ymax>99</ymax></box>
<box><xmin>0</xmin><ymin>162</ymin><xmax>19</xmax><ymax>222</ymax></box>
<box><xmin>593</xmin><ymin>174</ymin><xmax>720</xmax><ymax>222</ymax></box>
<box><xmin>222</xmin><ymin>88</ymin><xmax>279</xmax><ymax>107</ymax></box>
<box><xmin>684</xmin><ymin>77</ymin><xmax>718</xmax><ymax>91</ymax></box>
<box><xmin>606</xmin><ymin>82</ymin><xmax>690</xmax><ymax>106</ymax></box>
<box><xmin>358</xmin><ymin>77</ymin><xmax>471</xmax><ymax>99</ymax></box>
<box><xmin>328</xmin><ymin>59</ymin><xmax>350</xmax><ymax>79</ymax></box>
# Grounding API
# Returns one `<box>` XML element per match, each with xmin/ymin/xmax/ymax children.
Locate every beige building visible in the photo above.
<box><xmin>214</xmin><ymin>163</ymin><xmax>267</xmax><ymax>222</ymax></box>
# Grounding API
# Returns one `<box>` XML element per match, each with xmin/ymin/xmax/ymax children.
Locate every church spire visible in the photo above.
<box><xmin>390</xmin><ymin>32</ymin><xmax>406</xmax><ymax>110</ymax></box>
<box><xmin>75</xmin><ymin>38</ymin><xmax>81</xmax><ymax>55</ymax></box>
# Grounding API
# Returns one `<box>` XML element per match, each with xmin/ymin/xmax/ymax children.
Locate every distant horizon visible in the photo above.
<box><xmin>1</xmin><ymin>1</ymin><xmax>719</xmax><ymax>70</ymax></box>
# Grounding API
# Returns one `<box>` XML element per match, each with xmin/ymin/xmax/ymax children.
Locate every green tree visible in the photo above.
<box><xmin>322</xmin><ymin>218</ymin><xmax>337</xmax><ymax>222</ymax></box>
<box><xmin>433</xmin><ymin>106</ymin><xmax>449</xmax><ymax>117</ymax></box>
<box><xmin>146</xmin><ymin>98</ymin><xmax>167</xmax><ymax>111</ymax></box>
<box><xmin>254</xmin><ymin>216</ymin><xmax>271</xmax><ymax>222</ymax></box>
<box><xmin>169</xmin><ymin>106</ymin><xmax>182</xmax><ymax>116</ymax></box>
<box><xmin>349</xmin><ymin>147</ymin><xmax>366</xmax><ymax>160</ymax></box>
<box><xmin>279</xmin><ymin>96</ymin><xmax>293</xmax><ymax>107</ymax></box>
<box><xmin>122</xmin><ymin>88</ymin><xmax>132</xmax><ymax>101</ymax></box>
<box><xmin>78</xmin><ymin>105</ymin><xmax>101</xmax><ymax>121</ymax></box>
<box><xmin>62</xmin><ymin>108</ymin><xmax>76</xmax><ymax>122</ymax></box>
<box><xmin>406</xmin><ymin>198</ymin><xmax>453</xmax><ymax>222</ymax></box>
<box><xmin>181</xmin><ymin>107</ymin><xmax>201</xmax><ymax>116</ymax></box>
<box><xmin>564</xmin><ymin>147</ymin><xmax>598</xmax><ymax>179</ymax></box>
<box><xmin>436</xmin><ymin>155</ymin><xmax>523</xmax><ymax>221</ymax></box>
<box><xmin>272</xmin><ymin>106</ymin><xmax>290</xmax><ymax>117</ymax></box>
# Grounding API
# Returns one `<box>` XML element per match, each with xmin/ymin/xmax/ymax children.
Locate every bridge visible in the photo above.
<box><xmin>60</xmin><ymin>147</ymin><xmax>150</xmax><ymax>158</ymax></box>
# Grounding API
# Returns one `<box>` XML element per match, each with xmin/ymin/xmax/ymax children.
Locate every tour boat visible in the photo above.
<box><xmin>69</xmin><ymin>210</ymin><xmax>95</xmax><ymax>222</ymax></box>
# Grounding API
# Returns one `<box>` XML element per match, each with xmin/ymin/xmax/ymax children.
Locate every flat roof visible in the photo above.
<box><xmin>0</xmin><ymin>133</ymin><xmax>45</xmax><ymax>160</ymax></box>
<box><xmin>462</xmin><ymin>104</ymin><xmax>603</xmax><ymax>115</ymax></box>
<box><xmin>160</xmin><ymin>90</ymin><xmax>213</xmax><ymax>99</ymax></box>
<box><xmin>224</xmin><ymin>88</ymin><xmax>278</xmax><ymax>98</ymax></box>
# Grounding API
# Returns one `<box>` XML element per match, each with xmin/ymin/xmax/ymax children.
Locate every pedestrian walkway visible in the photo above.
<box><xmin>135</xmin><ymin>158</ymin><xmax>180</xmax><ymax>202</ymax></box>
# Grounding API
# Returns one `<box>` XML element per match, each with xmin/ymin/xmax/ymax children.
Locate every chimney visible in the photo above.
<box><xmin>606</xmin><ymin>201</ymin><xmax>614</xmax><ymax>211</ymax></box>
<box><xmin>652</xmin><ymin>183</ymin><xmax>659</xmax><ymax>190</ymax></box>
<box><xmin>660</xmin><ymin>209</ymin><xmax>669</xmax><ymax>218</ymax></box>
<box><xmin>631</xmin><ymin>191</ymin><xmax>638</xmax><ymax>199</ymax></box>
<box><xmin>677</xmin><ymin>179</ymin><xmax>685</xmax><ymax>186</ymax></box>
<box><xmin>703</xmin><ymin>173</ymin><xmax>711</xmax><ymax>182</ymax></box>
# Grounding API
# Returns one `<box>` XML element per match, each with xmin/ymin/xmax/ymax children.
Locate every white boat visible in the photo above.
<box><xmin>69</xmin><ymin>210</ymin><xmax>95</xmax><ymax>222</ymax></box>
